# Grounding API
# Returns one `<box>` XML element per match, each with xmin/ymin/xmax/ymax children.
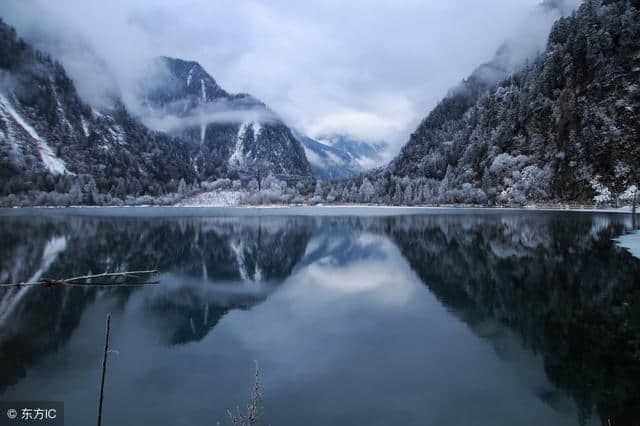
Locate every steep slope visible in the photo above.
<box><xmin>390</xmin><ymin>0</ymin><xmax>640</xmax><ymax>205</ymax></box>
<box><xmin>0</xmin><ymin>20</ymin><xmax>198</xmax><ymax>204</ymax></box>
<box><xmin>295</xmin><ymin>131</ymin><xmax>387</xmax><ymax>180</ymax></box>
<box><xmin>139</xmin><ymin>57</ymin><xmax>311</xmax><ymax>180</ymax></box>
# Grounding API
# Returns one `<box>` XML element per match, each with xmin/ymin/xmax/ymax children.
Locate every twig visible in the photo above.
<box><xmin>0</xmin><ymin>270</ymin><xmax>159</xmax><ymax>287</ymax></box>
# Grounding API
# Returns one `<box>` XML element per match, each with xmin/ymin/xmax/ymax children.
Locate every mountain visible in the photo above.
<box><xmin>388</xmin><ymin>0</ymin><xmax>640</xmax><ymax>205</ymax></box>
<box><xmin>319</xmin><ymin>134</ymin><xmax>387</xmax><ymax>169</ymax></box>
<box><xmin>0</xmin><ymin>22</ymin><xmax>311</xmax><ymax>206</ymax></box>
<box><xmin>0</xmin><ymin>20</ymin><xmax>200</xmax><ymax>204</ymax></box>
<box><xmin>138</xmin><ymin>56</ymin><xmax>311</xmax><ymax>180</ymax></box>
<box><xmin>295</xmin><ymin>131</ymin><xmax>387</xmax><ymax>180</ymax></box>
<box><xmin>315</xmin><ymin>0</ymin><xmax>640</xmax><ymax>206</ymax></box>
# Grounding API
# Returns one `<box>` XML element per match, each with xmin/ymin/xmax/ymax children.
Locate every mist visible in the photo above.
<box><xmin>143</xmin><ymin>102</ymin><xmax>278</xmax><ymax>134</ymax></box>
<box><xmin>0</xmin><ymin>0</ymin><xmax>581</xmax><ymax>148</ymax></box>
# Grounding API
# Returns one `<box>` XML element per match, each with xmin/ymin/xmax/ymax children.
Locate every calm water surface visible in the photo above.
<box><xmin>1</xmin><ymin>208</ymin><xmax>640</xmax><ymax>426</ymax></box>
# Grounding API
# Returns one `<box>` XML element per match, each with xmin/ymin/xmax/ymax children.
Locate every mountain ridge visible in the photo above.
<box><xmin>295</xmin><ymin>130</ymin><xmax>387</xmax><ymax>179</ymax></box>
<box><xmin>314</xmin><ymin>0</ymin><xmax>640</xmax><ymax>206</ymax></box>
<box><xmin>138</xmin><ymin>56</ymin><xmax>311</xmax><ymax>180</ymax></box>
<box><xmin>0</xmin><ymin>21</ymin><xmax>312</xmax><ymax>206</ymax></box>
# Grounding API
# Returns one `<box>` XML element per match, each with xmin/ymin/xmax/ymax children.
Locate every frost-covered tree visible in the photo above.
<box><xmin>383</xmin><ymin>0</ymin><xmax>640</xmax><ymax>206</ymax></box>
<box><xmin>178</xmin><ymin>178</ymin><xmax>188</xmax><ymax>194</ymax></box>
<box><xmin>359</xmin><ymin>178</ymin><xmax>375</xmax><ymax>203</ymax></box>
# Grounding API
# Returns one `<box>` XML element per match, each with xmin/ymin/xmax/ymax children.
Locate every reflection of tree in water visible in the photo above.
<box><xmin>0</xmin><ymin>215</ymin><xmax>313</xmax><ymax>392</ymax></box>
<box><xmin>388</xmin><ymin>213</ymin><xmax>640</xmax><ymax>425</ymax></box>
<box><xmin>2</xmin><ymin>212</ymin><xmax>640</xmax><ymax>424</ymax></box>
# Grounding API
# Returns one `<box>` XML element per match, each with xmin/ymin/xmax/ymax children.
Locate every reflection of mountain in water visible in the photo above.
<box><xmin>144</xmin><ymin>217</ymin><xmax>312</xmax><ymax>345</ymax></box>
<box><xmin>0</xmin><ymin>215</ymin><xmax>313</xmax><ymax>391</ymax></box>
<box><xmin>300</xmin><ymin>223</ymin><xmax>387</xmax><ymax>269</ymax></box>
<box><xmin>1</xmin><ymin>211</ymin><xmax>640</xmax><ymax>425</ymax></box>
<box><xmin>388</xmin><ymin>214</ymin><xmax>640</xmax><ymax>425</ymax></box>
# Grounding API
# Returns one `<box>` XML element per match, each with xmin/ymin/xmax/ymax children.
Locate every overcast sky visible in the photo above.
<box><xmin>0</xmin><ymin>0</ymin><xmax>577</xmax><ymax>150</ymax></box>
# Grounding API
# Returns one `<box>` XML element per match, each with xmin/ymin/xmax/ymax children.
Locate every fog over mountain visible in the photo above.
<box><xmin>315</xmin><ymin>0</ymin><xmax>640</xmax><ymax>206</ymax></box>
<box><xmin>0</xmin><ymin>0</ymin><xmax>580</xmax><ymax>150</ymax></box>
<box><xmin>4</xmin><ymin>0</ymin><xmax>636</xmax><ymax>208</ymax></box>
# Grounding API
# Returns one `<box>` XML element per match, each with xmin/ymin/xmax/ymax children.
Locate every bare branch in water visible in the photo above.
<box><xmin>0</xmin><ymin>270</ymin><xmax>160</xmax><ymax>287</ymax></box>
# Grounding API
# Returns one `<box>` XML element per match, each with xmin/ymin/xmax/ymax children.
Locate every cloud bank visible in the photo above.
<box><xmin>143</xmin><ymin>102</ymin><xmax>278</xmax><ymax>134</ymax></box>
<box><xmin>0</xmin><ymin>0</ymin><xmax>580</xmax><ymax>149</ymax></box>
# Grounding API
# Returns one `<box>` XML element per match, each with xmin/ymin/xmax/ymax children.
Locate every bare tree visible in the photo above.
<box><xmin>225</xmin><ymin>362</ymin><xmax>263</xmax><ymax>426</ymax></box>
<box><xmin>254</xmin><ymin>161</ymin><xmax>269</xmax><ymax>192</ymax></box>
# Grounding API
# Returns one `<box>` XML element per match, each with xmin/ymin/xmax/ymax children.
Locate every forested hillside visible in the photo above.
<box><xmin>139</xmin><ymin>57</ymin><xmax>311</xmax><ymax>180</ymax></box>
<box><xmin>0</xmin><ymin>20</ymin><xmax>205</xmax><ymax>205</ymax></box>
<box><xmin>0</xmin><ymin>21</ymin><xmax>312</xmax><ymax>206</ymax></box>
<box><xmin>316</xmin><ymin>0</ymin><xmax>640</xmax><ymax>206</ymax></box>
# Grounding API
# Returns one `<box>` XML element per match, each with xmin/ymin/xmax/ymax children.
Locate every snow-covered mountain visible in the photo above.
<box><xmin>139</xmin><ymin>57</ymin><xmax>311</xmax><ymax>180</ymax></box>
<box><xmin>0</xmin><ymin>20</ymin><xmax>209</xmax><ymax>204</ymax></box>
<box><xmin>389</xmin><ymin>0</ymin><xmax>640</xmax><ymax>205</ymax></box>
<box><xmin>316</xmin><ymin>0</ymin><xmax>640</xmax><ymax>206</ymax></box>
<box><xmin>295</xmin><ymin>131</ymin><xmax>387</xmax><ymax>180</ymax></box>
<box><xmin>0</xmin><ymin>22</ymin><xmax>312</xmax><ymax>205</ymax></box>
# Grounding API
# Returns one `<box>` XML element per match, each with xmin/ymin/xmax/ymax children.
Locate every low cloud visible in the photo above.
<box><xmin>143</xmin><ymin>108</ymin><xmax>277</xmax><ymax>134</ymax></box>
<box><xmin>306</xmin><ymin>109</ymin><xmax>405</xmax><ymax>144</ymax></box>
<box><xmin>138</xmin><ymin>95</ymin><xmax>278</xmax><ymax>132</ymax></box>
<box><xmin>0</xmin><ymin>0</ymin><xmax>581</xmax><ymax>148</ymax></box>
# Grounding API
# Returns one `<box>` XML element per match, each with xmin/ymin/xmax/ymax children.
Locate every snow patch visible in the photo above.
<box><xmin>0</xmin><ymin>100</ymin><xmax>18</xmax><ymax>153</ymax></box>
<box><xmin>0</xmin><ymin>93</ymin><xmax>70</xmax><ymax>175</ymax></box>
<box><xmin>229</xmin><ymin>122</ymin><xmax>250</xmax><ymax>167</ymax></box>
<box><xmin>252</xmin><ymin>122</ymin><xmax>262</xmax><ymax>138</ymax></box>
<box><xmin>615</xmin><ymin>230</ymin><xmax>640</xmax><ymax>261</ymax></box>
<box><xmin>81</xmin><ymin>117</ymin><xmax>90</xmax><ymax>137</ymax></box>
<box><xmin>187</xmin><ymin>67</ymin><xmax>195</xmax><ymax>87</ymax></box>
<box><xmin>229</xmin><ymin>121</ymin><xmax>262</xmax><ymax>167</ymax></box>
<box><xmin>51</xmin><ymin>81</ymin><xmax>73</xmax><ymax>131</ymax></box>
<box><xmin>303</xmin><ymin>146</ymin><xmax>324</xmax><ymax>166</ymax></box>
<box><xmin>200</xmin><ymin>123</ymin><xmax>206</xmax><ymax>145</ymax></box>
<box><xmin>108</xmin><ymin>125</ymin><xmax>127</xmax><ymax>145</ymax></box>
<box><xmin>175</xmin><ymin>190</ymin><xmax>242</xmax><ymax>207</ymax></box>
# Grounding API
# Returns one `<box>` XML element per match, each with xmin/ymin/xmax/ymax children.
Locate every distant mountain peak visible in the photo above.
<box><xmin>138</xmin><ymin>55</ymin><xmax>310</xmax><ymax>179</ymax></box>
<box><xmin>141</xmin><ymin>56</ymin><xmax>230</xmax><ymax>109</ymax></box>
<box><xmin>295</xmin><ymin>131</ymin><xmax>388</xmax><ymax>180</ymax></box>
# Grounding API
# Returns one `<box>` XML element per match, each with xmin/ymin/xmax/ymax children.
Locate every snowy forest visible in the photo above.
<box><xmin>321</xmin><ymin>0</ymin><xmax>640</xmax><ymax>207</ymax></box>
<box><xmin>0</xmin><ymin>0</ymin><xmax>639</xmax><ymax>207</ymax></box>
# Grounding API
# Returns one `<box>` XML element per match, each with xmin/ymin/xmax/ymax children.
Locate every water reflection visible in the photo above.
<box><xmin>0</xmin><ymin>210</ymin><xmax>639</xmax><ymax>425</ymax></box>
<box><xmin>388</xmin><ymin>214</ymin><xmax>640</xmax><ymax>425</ymax></box>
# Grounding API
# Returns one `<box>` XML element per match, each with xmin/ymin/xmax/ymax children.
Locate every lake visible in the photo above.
<box><xmin>1</xmin><ymin>207</ymin><xmax>639</xmax><ymax>426</ymax></box>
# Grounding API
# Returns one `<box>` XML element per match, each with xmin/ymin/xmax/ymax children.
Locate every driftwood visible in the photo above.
<box><xmin>0</xmin><ymin>270</ymin><xmax>159</xmax><ymax>287</ymax></box>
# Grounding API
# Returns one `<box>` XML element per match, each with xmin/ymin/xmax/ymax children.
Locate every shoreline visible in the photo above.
<box><xmin>0</xmin><ymin>204</ymin><xmax>637</xmax><ymax>214</ymax></box>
